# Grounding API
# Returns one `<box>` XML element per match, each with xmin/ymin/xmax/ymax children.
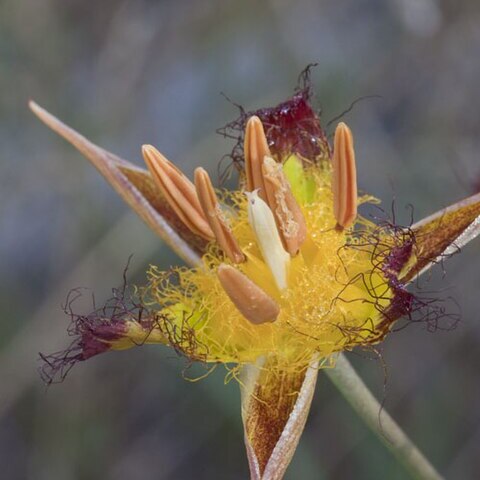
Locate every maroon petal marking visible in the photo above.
<box><xmin>219</xmin><ymin>87</ymin><xmax>331</xmax><ymax>179</ymax></box>
<box><xmin>39</xmin><ymin>285</ymin><xmax>165</xmax><ymax>385</ymax></box>
<box><xmin>255</xmin><ymin>88</ymin><xmax>331</xmax><ymax>162</ymax></box>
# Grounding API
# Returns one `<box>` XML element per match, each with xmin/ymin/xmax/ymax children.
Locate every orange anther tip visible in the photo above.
<box><xmin>332</xmin><ymin>122</ymin><xmax>358</xmax><ymax>230</ymax></box>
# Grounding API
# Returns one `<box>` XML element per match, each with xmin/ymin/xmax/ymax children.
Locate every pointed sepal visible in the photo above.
<box><xmin>400</xmin><ymin>191</ymin><xmax>480</xmax><ymax>283</ymax></box>
<box><xmin>240</xmin><ymin>356</ymin><xmax>319</xmax><ymax>480</ymax></box>
<box><xmin>29</xmin><ymin>101</ymin><xmax>204</xmax><ymax>266</ymax></box>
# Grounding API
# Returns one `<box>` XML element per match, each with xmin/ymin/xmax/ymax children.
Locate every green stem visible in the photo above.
<box><xmin>325</xmin><ymin>354</ymin><xmax>443</xmax><ymax>480</ymax></box>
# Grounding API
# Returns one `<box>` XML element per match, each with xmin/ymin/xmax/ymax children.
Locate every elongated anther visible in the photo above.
<box><xmin>247</xmin><ymin>190</ymin><xmax>290</xmax><ymax>291</ymax></box>
<box><xmin>217</xmin><ymin>264</ymin><xmax>280</xmax><ymax>324</ymax></box>
<box><xmin>262</xmin><ymin>156</ymin><xmax>307</xmax><ymax>255</ymax></box>
<box><xmin>142</xmin><ymin>145</ymin><xmax>214</xmax><ymax>240</ymax></box>
<box><xmin>244</xmin><ymin>116</ymin><xmax>271</xmax><ymax>199</ymax></box>
<box><xmin>194</xmin><ymin>168</ymin><xmax>245</xmax><ymax>263</ymax></box>
<box><xmin>332</xmin><ymin>122</ymin><xmax>358</xmax><ymax>229</ymax></box>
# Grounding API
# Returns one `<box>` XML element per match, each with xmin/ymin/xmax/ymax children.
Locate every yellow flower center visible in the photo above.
<box><xmin>145</xmin><ymin>156</ymin><xmax>393</xmax><ymax>373</ymax></box>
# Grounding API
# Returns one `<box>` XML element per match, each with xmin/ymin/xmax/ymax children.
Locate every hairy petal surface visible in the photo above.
<box><xmin>401</xmin><ymin>191</ymin><xmax>480</xmax><ymax>283</ymax></box>
<box><xmin>240</xmin><ymin>356</ymin><xmax>319</xmax><ymax>480</ymax></box>
<box><xmin>29</xmin><ymin>101</ymin><xmax>204</xmax><ymax>265</ymax></box>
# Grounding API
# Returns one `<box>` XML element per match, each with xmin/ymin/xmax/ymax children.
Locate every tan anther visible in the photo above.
<box><xmin>217</xmin><ymin>264</ymin><xmax>280</xmax><ymax>325</ymax></box>
<box><xmin>262</xmin><ymin>156</ymin><xmax>307</xmax><ymax>255</ymax></box>
<box><xmin>332</xmin><ymin>122</ymin><xmax>358</xmax><ymax>229</ymax></box>
<box><xmin>194</xmin><ymin>168</ymin><xmax>245</xmax><ymax>263</ymax></box>
<box><xmin>142</xmin><ymin>145</ymin><xmax>214</xmax><ymax>240</ymax></box>
<box><xmin>244</xmin><ymin>116</ymin><xmax>271</xmax><ymax>199</ymax></box>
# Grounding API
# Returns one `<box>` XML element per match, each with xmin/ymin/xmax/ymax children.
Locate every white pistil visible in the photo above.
<box><xmin>246</xmin><ymin>190</ymin><xmax>290</xmax><ymax>291</ymax></box>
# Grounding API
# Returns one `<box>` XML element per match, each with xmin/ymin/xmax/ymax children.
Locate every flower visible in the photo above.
<box><xmin>136</xmin><ymin>121</ymin><xmax>408</xmax><ymax>369</ymax></box>
<box><xmin>30</xmin><ymin>83</ymin><xmax>480</xmax><ymax>480</ymax></box>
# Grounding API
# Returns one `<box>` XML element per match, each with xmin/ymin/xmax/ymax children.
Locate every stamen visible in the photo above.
<box><xmin>246</xmin><ymin>190</ymin><xmax>290</xmax><ymax>290</ymax></box>
<box><xmin>332</xmin><ymin>122</ymin><xmax>358</xmax><ymax>230</ymax></box>
<box><xmin>244</xmin><ymin>116</ymin><xmax>271</xmax><ymax>199</ymax></box>
<box><xmin>194</xmin><ymin>168</ymin><xmax>245</xmax><ymax>263</ymax></box>
<box><xmin>142</xmin><ymin>145</ymin><xmax>214</xmax><ymax>240</ymax></box>
<box><xmin>262</xmin><ymin>156</ymin><xmax>307</xmax><ymax>255</ymax></box>
<box><xmin>217</xmin><ymin>264</ymin><xmax>280</xmax><ymax>324</ymax></box>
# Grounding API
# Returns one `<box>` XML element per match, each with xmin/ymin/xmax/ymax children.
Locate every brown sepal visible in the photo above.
<box><xmin>29</xmin><ymin>101</ymin><xmax>206</xmax><ymax>265</ymax></box>
<box><xmin>401</xmin><ymin>191</ymin><xmax>480</xmax><ymax>283</ymax></box>
<box><xmin>241</xmin><ymin>356</ymin><xmax>319</xmax><ymax>480</ymax></box>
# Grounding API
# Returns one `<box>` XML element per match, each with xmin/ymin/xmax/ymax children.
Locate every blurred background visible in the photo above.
<box><xmin>1</xmin><ymin>0</ymin><xmax>480</xmax><ymax>478</ymax></box>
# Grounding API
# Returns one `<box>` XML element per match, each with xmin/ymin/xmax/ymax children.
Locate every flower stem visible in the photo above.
<box><xmin>325</xmin><ymin>354</ymin><xmax>443</xmax><ymax>480</ymax></box>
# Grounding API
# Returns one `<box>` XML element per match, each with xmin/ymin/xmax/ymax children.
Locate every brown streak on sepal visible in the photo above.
<box><xmin>245</xmin><ymin>116</ymin><xmax>271</xmax><ymax>199</ymax></box>
<box><xmin>241</xmin><ymin>357</ymin><xmax>319</xmax><ymax>479</ymax></box>
<box><xmin>262</xmin><ymin>156</ymin><xmax>307</xmax><ymax>255</ymax></box>
<box><xmin>194</xmin><ymin>168</ymin><xmax>245</xmax><ymax>263</ymax></box>
<box><xmin>117</xmin><ymin>167</ymin><xmax>208</xmax><ymax>254</ymax></box>
<box><xmin>142</xmin><ymin>145</ymin><xmax>215</xmax><ymax>241</ymax></box>
<box><xmin>401</xmin><ymin>191</ymin><xmax>480</xmax><ymax>283</ymax></box>
<box><xmin>29</xmin><ymin>101</ymin><xmax>205</xmax><ymax>265</ymax></box>
<box><xmin>217</xmin><ymin>265</ymin><xmax>279</xmax><ymax>325</ymax></box>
